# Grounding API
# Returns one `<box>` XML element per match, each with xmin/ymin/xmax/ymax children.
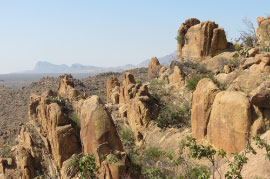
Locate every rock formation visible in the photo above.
<box><xmin>256</xmin><ymin>17</ymin><xmax>270</xmax><ymax>43</ymax></box>
<box><xmin>177</xmin><ymin>18</ymin><xmax>228</xmax><ymax>59</ymax></box>
<box><xmin>148</xmin><ymin>57</ymin><xmax>161</xmax><ymax>79</ymax></box>
<box><xmin>106</xmin><ymin>76</ymin><xmax>120</xmax><ymax>104</ymax></box>
<box><xmin>58</xmin><ymin>74</ymin><xmax>83</xmax><ymax>100</ymax></box>
<box><xmin>191</xmin><ymin>78</ymin><xmax>220</xmax><ymax>140</ymax></box>
<box><xmin>79</xmin><ymin>95</ymin><xmax>128</xmax><ymax>178</ymax></box>
<box><xmin>172</xmin><ymin>66</ymin><xmax>185</xmax><ymax>86</ymax></box>
<box><xmin>119</xmin><ymin>72</ymin><xmax>159</xmax><ymax>144</ymax></box>
<box><xmin>207</xmin><ymin>91</ymin><xmax>251</xmax><ymax>154</ymax></box>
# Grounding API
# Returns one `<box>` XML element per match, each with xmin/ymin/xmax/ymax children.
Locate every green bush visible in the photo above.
<box><xmin>107</xmin><ymin>155</ymin><xmax>119</xmax><ymax>164</ymax></box>
<box><xmin>119</xmin><ymin>126</ymin><xmax>134</xmax><ymax>146</ymax></box>
<box><xmin>68</xmin><ymin>154</ymin><xmax>99</xmax><ymax>179</ymax></box>
<box><xmin>156</xmin><ymin>106</ymin><xmax>189</xmax><ymax>128</ymax></box>
<box><xmin>186</xmin><ymin>73</ymin><xmax>214</xmax><ymax>91</ymax></box>
<box><xmin>0</xmin><ymin>145</ymin><xmax>12</xmax><ymax>158</ymax></box>
<box><xmin>142</xmin><ymin>147</ymin><xmax>166</xmax><ymax>161</ymax></box>
<box><xmin>179</xmin><ymin>166</ymin><xmax>211</xmax><ymax>179</ymax></box>
<box><xmin>49</xmin><ymin>96</ymin><xmax>65</xmax><ymax>106</ymax></box>
<box><xmin>142</xmin><ymin>167</ymin><xmax>166</xmax><ymax>179</ymax></box>
<box><xmin>234</xmin><ymin>43</ymin><xmax>242</xmax><ymax>51</ymax></box>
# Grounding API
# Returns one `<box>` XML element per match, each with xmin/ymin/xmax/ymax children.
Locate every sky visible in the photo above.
<box><xmin>0</xmin><ymin>0</ymin><xmax>269</xmax><ymax>74</ymax></box>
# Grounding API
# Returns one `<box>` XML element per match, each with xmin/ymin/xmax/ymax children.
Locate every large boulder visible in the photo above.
<box><xmin>178</xmin><ymin>19</ymin><xmax>228</xmax><ymax>59</ymax></box>
<box><xmin>250</xmin><ymin>80</ymin><xmax>270</xmax><ymax>108</ymax></box>
<box><xmin>79</xmin><ymin>95</ymin><xmax>128</xmax><ymax>179</ymax></box>
<box><xmin>256</xmin><ymin>17</ymin><xmax>270</xmax><ymax>43</ymax></box>
<box><xmin>177</xmin><ymin>18</ymin><xmax>201</xmax><ymax>58</ymax></box>
<box><xmin>106</xmin><ymin>77</ymin><xmax>120</xmax><ymax>103</ymax></box>
<box><xmin>207</xmin><ymin>91</ymin><xmax>252</xmax><ymax>154</ymax></box>
<box><xmin>191</xmin><ymin>78</ymin><xmax>220</xmax><ymax>140</ymax></box>
<box><xmin>148</xmin><ymin>57</ymin><xmax>161</xmax><ymax>79</ymax></box>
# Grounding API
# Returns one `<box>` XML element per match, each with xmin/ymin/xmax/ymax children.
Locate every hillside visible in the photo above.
<box><xmin>1</xmin><ymin>16</ymin><xmax>270</xmax><ymax>179</ymax></box>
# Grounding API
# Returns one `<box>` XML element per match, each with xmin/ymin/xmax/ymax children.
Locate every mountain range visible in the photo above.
<box><xmin>24</xmin><ymin>51</ymin><xmax>177</xmax><ymax>74</ymax></box>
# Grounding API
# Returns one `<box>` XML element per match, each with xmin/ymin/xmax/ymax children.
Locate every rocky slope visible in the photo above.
<box><xmin>1</xmin><ymin>16</ymin><xmax>270</xmax><ymax>179</ymax></box>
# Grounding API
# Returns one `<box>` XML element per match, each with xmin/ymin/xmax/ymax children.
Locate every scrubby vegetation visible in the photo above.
<box><xmin>49</xmin><ymin>96</ymin><xmax>65</xmax><ymax>106</ymax></box>
<box><xmin>156</xmin><ymin>105</ymin><xmax>190</xmax><ymax>128</ymax></box>
<box><xmin>68</xmin><ymin>154</ymin><xmax>99</xmax><ymax>179</ymax></box>
<box><xmin>119</xmin><ymin>126</ymin><xmax>134</xmax><ymax>146</ymax></box>
<box><xmin>0</xmin><ymin>144</ymin><xmax>12</xmax><ymax>158</ymax></box>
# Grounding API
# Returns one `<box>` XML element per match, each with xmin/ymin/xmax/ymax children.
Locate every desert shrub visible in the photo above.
<box><xmin>142</xmin><ymin>167</ymin><xmax>166</xmax><ymax>179</ymax></box>
<box><xmin>68</xmin><ymin>154</ymin><xmax>99</xmax><ymax>179</ymax></box>
<box><xmin>237</xmin><ymin>18</ymin><xmax>257</xmax><ymax>47</ymax></box>
<box><xmin>0</xmin><ymin>145</ymin><xmax>12</xmax><ymax>158</ymax></box>
<box><xmin>186</xmin><ymin>73</ymin><xmax>214</xmax><ymax>91</ymax></box>
<box><xmin>197</xmin><ymin>64</ymin><xmax>208</xmax><ymax>74</ymax></box>
<box><xmin>252</xmin><ymin>135</ymin><xmax>270</xmax><ymax>160</ymax></box>
<box><xmin>228</xmin><ymin>56</ymin><xmax>240</xmax><ymax>67</ymax></box>
<box><xmin>107</xmin><ymin>155</ymin><xmax>119</xmax><ymax>164</ymax></box>
<box><xmin>127</xmin><ymin>149</ymin><xmax>142</xmax><ymax>170</ymax></box>
<box><xmin>156</xmin><ymin>106</ymin><xmax>189</xmax><ymax>128</ymax></box>
<box><xmin>179</xmin><ymin>165</ymin><xmax>211</xmax><ymax>179</ymax></box>
<box><xmin>69</xmin><ymin>112</ymin><xmax>80</xmax><ymax>127</ymax></box>
<box><xmin>119</xmin><ymin>126</ymin><xmax>134</xmax><ymax>146</ymax></box>
<box><xmin>135</xmin><ymin>79</ymin><xmax>142</xmax><ymax>84</ymax></box>
<box><xmin>234</xmin><ymin>43</ymin><xmax>242</xmax><ymax>51</ymax></box>
<box><xmin>142</xmin><ymin>147</ymin><xmax>166</xmax><ymax>161</ymax></box>
<box><xmin>49</xmin><ymin>96</ymin><xmax>65</xmax><ymax>106</ymax></box>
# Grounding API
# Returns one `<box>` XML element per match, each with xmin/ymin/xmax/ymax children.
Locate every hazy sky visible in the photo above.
<box><xmin>0</xmin><ymin>0</ymin><xmax>269</xmax><ymax>74</ymax></box>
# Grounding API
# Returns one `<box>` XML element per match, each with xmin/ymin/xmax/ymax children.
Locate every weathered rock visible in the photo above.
<box><xmin>256</xmin><ymin>17</ymin><xmax>270</xmax><ymax>43</ymax></box>
<box><xmin>79</xmin><ymin>95</ymin><xmax>128</xmax><ymax>178</ymax></box>
<box><xmin>106</xmin><ymin>77</ymin><xmax>120</xmax><ymax>103</ymax></box>
<box><xmin>207</xmin><ymin>91</ymin><xmax>251</xmax><ymax>154</ymax></box>
<box><xmin>224</xmin><ymin>65</ymin><xmax>231</xmax><ymax>74</ymax></box>
<box><xmin>28</xmin><ymin>91</ymin><xmax>80</xmax><ymax>168</ymax></box>
<box><xmin>179</xmin><ymin>20</ymin><xmax>228</xmax><ymax>59</ymax></box>
<box><xmin>177</xmin><ymin>18</ymin><xmax>201</xmax><ymax>58</ymax></box>
<box><xmin>191</xmin><ymin>78</ymin><xmax>220</xmax><ymax>140</ymax></box>
<box><xmin>58</xmin><ymin>74</ymin><xmax>82</xmax><ymax>101</ymax></box>
<box><xmin>248</xmin><ymin>48</ymin><xmax>259</xmax><ymax>57</ymax></box>
<box><xmin>148</xmin><ymin>57</ymin><xmax>161</xmax><ymax>79</ymax></box>
<box><xmin>250</xmin><ymin>80</ymin><xmax>270</xmax><ymax>108</ymax></box>
<box><xmin>119</xmin><ymin>72</ymin><xmax>137</xmax><ymax>104</ymax></box>
<box><xmin>127</xmin><ymin>85</ymin><xmax>159</xmax><ymax>143</ymax></box>
<box><xmin>172</xmin><ymin>66</ymin><xmax>185</xmax><ymax>85</ymax></box>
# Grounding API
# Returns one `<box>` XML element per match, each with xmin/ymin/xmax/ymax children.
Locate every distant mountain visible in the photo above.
<box><xmin>23</xmin><ymin>51</ymin><xmax>176</xmax><ymax>74</ymax></box>
<box><xmin>137</xmin><ymin>51</ymin><xmax>177</xmax><ymax>67</ymax></box>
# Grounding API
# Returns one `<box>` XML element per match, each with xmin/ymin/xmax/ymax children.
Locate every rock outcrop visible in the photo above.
<box><xmin>106</xmin><ymin>77</ymin><xmax>120</xmax><ymax>104</ymax></box>
<box><xmin>191</xmin><ymin>78</ymin><xmax>220</xmax><ymax>140</ymax></box>
<box><xmin>28</xmin><ymin>90</ymin><xmax>80</xmax><ymax>168</ymax></box>
<box><xmin>172</xmin><ymin>66</ymin><xmax>185</xmax><ymax>86</ymax></box>
<box><xmin>256</xmin><ymin>17</ymin><xmax>270</xmax><ymax>43</ymax></box>
<box><xmin>58</xmin><ymin>74</ymin><xmax>83</xmax><ymax>100</ymax></box>
<box><xmin>79</xmin><ymin>95</ymin><xmax>128</xmax><ymax>178</ymax></box>
<box><xmin>177</xmin><ymin>18</ymin><xmax>228</xmax><ymax>59</ymax></box>
<box><xmin>148</xmin><ymin>57</ymin><xmax>161</xmax><ymax>79</ymax></box>
<box><xmin>119</xmin><ymin>72</ymin><xmax>159</xmax><ymax>144</ymax></box>
<box><xmin>207</xmin><ymin>91</ymin><xmax>251</xmax><ymax>154</ymax></box>
<box><xmin>177</xmin><ymin>18</ymin><xmax>201</xmax><ymax>58</ymax></box>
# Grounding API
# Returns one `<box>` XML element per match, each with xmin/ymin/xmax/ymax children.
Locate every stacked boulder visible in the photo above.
<box><xmin>191</xmin><ymin>78</ymin><xmax>257</xmax><ymax>154</ymax></box>
<box><xmin>177</xmin><ymin>18</ymin><xmax>228</xmax><ymax>59</ymax></box>
<box><xmin>106</xmin><ymin>76</ymin><xmax>120</xmax><ymax>104</ymax></box>
<box><xmin>117</xmin><ymin>72</ymin><xmax>159</xmax><ymax>144</ymax></box>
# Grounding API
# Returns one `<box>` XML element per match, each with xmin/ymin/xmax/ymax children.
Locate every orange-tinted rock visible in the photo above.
<box><xmin>191</xmin><ymin>78</ymin><xmax>220</xmax><ymax>140</ymax></box>
<box><xmin>256</xmin><ymin>17</ymin><xmax>270</xmax><ymax>43</ymax></box>
<box><xmin>106</xmin><ymin>77</ymin><xmax>120</xmax><ymax>103</ymax></box>
<box><xmin>58</xmin><ymin>74</ymin><xmax>82</xmax><ymax>100</ymax></box>
<box><xmin>177</xmin><ymin>18</ymin><xmax>201</xmax><ymax>58</ymax></box>
<box><xmin>178</xmin><ymin>19</ymin><xmax>228</xmax><ymax>59</ymax></box>
<box><xmin>119</xmin><ymin>72</ymin><xmax>136</xmax><ymax>104</ymax></box>
<box><xmin>148</xmin><ymin>57</ymin><xmax>161</xmax><ymax>79</ymax></box>
<box><xmin>207</xmin><ymin>91</ymin><xmax>251</xmax><ymax>154</ymax></box>
<box><xmin>172</xmin><ymin>66</ymin><xmax>185</xmax><ymax>85</ymax></box>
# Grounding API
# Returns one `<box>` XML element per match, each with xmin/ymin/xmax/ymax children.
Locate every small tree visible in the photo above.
<box><xmin>237</xmin><ymin>18</ymin><xmax>257</xmax><ymax>47</ymax></box>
